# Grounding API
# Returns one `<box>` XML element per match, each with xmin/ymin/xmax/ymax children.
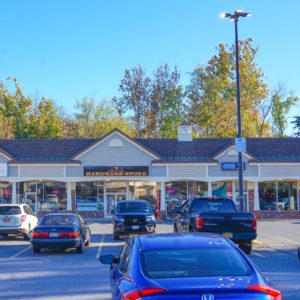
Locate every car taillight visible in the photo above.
<box><xmin>196</xmin><ymin>216</ymin><xmax>203</xmax><ymax>230</ymax></box>
<box><xmin>246</xmin><ymin>284</ymin><xmax>281</xmax><ymax>300</ymax></box>
<box><xmin>32</xmin><ymin>232</ymin><xmax>49</xmax><ymax>238</ymax></box>
<box><xmin>21</xmin><ymin>215</ymin><xmax>26</xmax><ymax>222</ymax></box>
<box><xmin>58</xmin><ymin>232</ymin><xmax>79</xmax><ymax>238</ymax></box>
<box><xmin>252</xmin><ymin>216</ymin><xmax>257</xmax><ymax>231</ymax></box>
<box><xmin>123</xmin><ymin>287</ymin><xmax>167</xmax><ymax>300</ymax></box>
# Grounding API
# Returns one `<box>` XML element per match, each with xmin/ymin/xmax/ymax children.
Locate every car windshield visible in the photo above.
<box><xmin>190</xmin><ymin>199</ymin><xmax>236</xmax><ymax>213</ymax></box>
<box><xmin>0</xmin><ymin>206</ymin><xmax>21</xmax><ymax>215</ymax></box>
<box><xmin>116</xmin><ymin>202</ymin><xmax>150</xmax><ymax>213</ymax></box>
<box><xmin>40</xmin><ymin>215</ymin><xmax>77</xmax><ymax>225</ymax></box>
<box><xmin>141</xmin><ymin>248</ymin><xmax>251</xmax><ymax>279</ymax></box>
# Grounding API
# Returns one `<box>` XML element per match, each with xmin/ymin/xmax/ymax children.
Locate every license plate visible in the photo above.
<box><xmin>3</xmin><ymin>218</ymin><xmax>10</xmax><ymax>222</ymax></box>
<box><xmin>132</xmin><ymin>225</ymin><xmax>139</xmax><ymax>230</ymax></box>
<box><xmin>50</xmin><ymin>232</ymin><xmax>58</xmax><ymax>237</ymax></box>
<box><xmin>223</xmin><ymin>233</ymin><xmax>233</xmax><ymax>238</ymax></box>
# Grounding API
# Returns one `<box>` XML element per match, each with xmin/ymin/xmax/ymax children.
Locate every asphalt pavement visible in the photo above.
<box><xmin>0</xmin><ymin>219</ymin><xmax>299</xmax><ymax>299</ymax></box>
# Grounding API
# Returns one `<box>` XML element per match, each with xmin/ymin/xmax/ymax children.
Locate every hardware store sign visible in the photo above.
<box><xmin>84</xmin><ymin>166</ymin><xmax>149</xmax><ymax>176</ymax></box>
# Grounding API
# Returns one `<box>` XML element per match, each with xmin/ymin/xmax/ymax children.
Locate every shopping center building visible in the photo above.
<box><xmin>0</xmin><ymin>124</ymin><xmax>299</xmax><ymax>219</ymax></box>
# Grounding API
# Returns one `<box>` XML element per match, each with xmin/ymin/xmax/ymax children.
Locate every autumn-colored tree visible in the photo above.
<box><xmin>187</xmin><ymin>39</ymin><xmax>270</xmax><ymax>137</ymax></box>
<box><xmin>146</xmin><ymin>64</ymin><xmax>186</xmax><ymax>138</ymax></box>
<box><xmin>112</xmin><ymin>65</ymin><xmax>151</xmax><ymax>138</ymax></box>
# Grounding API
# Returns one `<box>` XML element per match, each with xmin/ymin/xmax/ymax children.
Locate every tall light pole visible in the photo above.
<box><xmin>220</xmin><ymin>10</ymin><xmax>251</xmax><ymax>212</ymax></box>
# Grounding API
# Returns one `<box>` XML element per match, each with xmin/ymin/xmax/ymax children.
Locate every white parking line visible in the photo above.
<box><xmin>10</xmin><ymin>245</ymin><xmax>31</xmax><ymax>259</ymax></box>
<box><xmin>96</xmin><ymin>234</ymin><xmax>105</xmax><ymax>258</ymax></box>
<box><xmin>252</xmin><ymin>251</ymin><xmax>265</xmax><ymax>258</ymax></box>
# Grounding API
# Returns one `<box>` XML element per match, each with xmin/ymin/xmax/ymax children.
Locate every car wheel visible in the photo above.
<box><xmin>84</xmin><ymin>235</ymin><xmax>90</xmax><ymax>246</ymax></box>
<box><xmin>113</xmin><ymin>234</ymin><xmax>119</xmax><ymax>240</ymax></box>
<box><xmin>33</xmin><ymin>246</ymin><xmax>40</xmax><ymax>253</ymax></box>
<box><xmin>239</xmin><ymin>242</ymin><xmax>252</xmax><ymax>255</ymax></box>
<box><xmin>174</xmin><ymin>224</ymin><xmax>178</xmax><ymax>232</ymax></box>
<box><xmin>76</xmin><ymin>240</ymin><xmax>84</xmax><ymax>254</ymax></box>
<box><xmin>24</xmin><ymin>225</ymin><xmax>31</xmax><ymax>240</ymax></box>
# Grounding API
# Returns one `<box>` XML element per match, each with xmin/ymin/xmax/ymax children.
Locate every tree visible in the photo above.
<box><xmin>146</xmin><ymin>64</ymin><xmax>186</xmax><ymax>138</ymax></box>
<box><xmin>291</xmin><ymin>116</ymin><xmax>300</xmax><ymax>137</ymax></box>
<box><xmin>112</xmin><ymin>65</ymin><xmax>151</xmax><ymax>138</ymax></box>
<box><xmin>270</xmin><ymin>83</ymin><xmax>299</xmax><ymax>137</ymax></box>
<box><xmin>74</xmin><ymin>97</ymin><xmax>135</xmax><ymax>138</ymax></box>
<box><xmin>28</xmin><ymin>97</ymin><xmax>63</xmax><ymax>139</ymax></box>
<box><xmin>187</xmin><ymin>39</ymin><xmax>270</xmax><ymax>137</ymax></box>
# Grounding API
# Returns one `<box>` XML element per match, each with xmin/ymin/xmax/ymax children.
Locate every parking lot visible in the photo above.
<box><xmin>0</xmin><ymin>220</ymin><xmax>300</xmax><ymax>300</ymax></box>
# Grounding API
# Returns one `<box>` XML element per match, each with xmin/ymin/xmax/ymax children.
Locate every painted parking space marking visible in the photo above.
<box><xmin>252</xmin><ymin>251</ymin><xmax>265</xmax><ymax>258</ymax></box>
<box><xmin>96</xmin><ymin>234</ymin><xmax>105</xmax><ymax>258</ymax></box>
<box><xmin>260</xmin><ymin>233</ymin><xmax>300</xmax><ymax>245</ymax></box>
<box><xmin>10</xmin><ymin>245</ymin><xmax>31</xmax><ymax>259</ymax></box>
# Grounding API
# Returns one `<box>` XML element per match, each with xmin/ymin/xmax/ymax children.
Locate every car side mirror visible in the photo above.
<box><xmin>99</xmin><ymin>254</ymin><xmax>119</xmax><ymax>264</ymax></box>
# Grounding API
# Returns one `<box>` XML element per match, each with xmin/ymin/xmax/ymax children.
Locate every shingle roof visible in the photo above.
<box><xmin>0</xmin><ymin>134</ymin><xmax>299</xmax><ymax>163</ymax></box>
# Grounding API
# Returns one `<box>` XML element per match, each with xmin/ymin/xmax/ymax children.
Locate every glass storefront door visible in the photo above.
<box><xmin>106</xmin><ymin>193</ymin><xmax>126</xmax><ymax>217</ymax></box>
<box><xmin>25</xmin><ymin>193</ymin><xmax>37</xmax><ymax>212</ymax></box>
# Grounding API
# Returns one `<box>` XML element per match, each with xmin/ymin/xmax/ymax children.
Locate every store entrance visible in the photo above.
<box><xmin>25</xmin><ymin>193</ymin><xmax>37</xmax><ymax>212</ymax></box>
<box><xmin>106</xmin><ymin>193</ymin><xmax>127</xmax><ymax>217</ymax></box>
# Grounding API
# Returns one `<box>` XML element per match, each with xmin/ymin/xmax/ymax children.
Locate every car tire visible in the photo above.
<box><xmin>76</xmin><ymin>240</ymin><xmax>84</xmax><ymax>254</ymax></box>
<box><xmin>174</xmin><ymin>224</ymin><xmax>178</xmax><ymax>232</ymax></box>
<box><xmin>84</xmin><ymin>235</ymin><xmax>90</xmax><ymax>246</ymax></box>
<box><xmin>33</xmin><ymin>246</ymin><xmax>40</xmax><ymax>253</ymax></box>
<box><xmin>113</xmin><ymin>234</ymin><xmax>119</xmax><ymax>240</ymax></box>
<box><xmin>239</xmin><ymin>242</ymin><xmax>252</xmax><ymax>255</ymax></box>
<box><xmin>24</xmin><ymin>225</ymin><xmax>31</xmax><ymax>241</ymax></box>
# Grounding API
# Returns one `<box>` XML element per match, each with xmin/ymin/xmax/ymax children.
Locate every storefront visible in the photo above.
<box><xmin>0</xmin><ymin>126</ymin><xmax>299</xmax><ymax>219</ymax></box>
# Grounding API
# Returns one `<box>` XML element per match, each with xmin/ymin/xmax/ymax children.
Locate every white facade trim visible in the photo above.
<box><xmin>152</xmin><ymin>163</ymin><xmax>217</xmax><ymax>166</ymax></box>
<box><xmin>73</xmin><ymin>131</ymin><xmax>161</xmax><ymax>160</ymax></box>
<box><xmin>213</xmin><ymin>145</ymin><xmax>255</xmax><ymax>160</ymax></box>
<box><xmin>9</xmin><ymin>163</ymin><xmax>80</xmax><ymax>167</ymax></box>
<box><xmin>250</xmin><ymin>162</ymin><xmax>300</xmax><ymax>166</ymax></box>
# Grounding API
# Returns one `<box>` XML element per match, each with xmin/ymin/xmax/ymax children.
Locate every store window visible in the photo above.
<box><xmin>212</xmin><ymin>181</ymin><xmax>233</xmax><ymax>199</ymax></box>
<box><xmin>76</xmin><ymin>181</ymin><xmax>104</xmax><ymax>211</ymax></box>
<box><xmin>165</xmin><ymin>181</ymin><xmax>187</xmax><ymax>218</ymax></box>
<box><xmin>130</xmin><ymin>181</ymin><xmax>157</xmax><ymax>209</ymax></box>
<box><xmin>277</xmin><ymin>181</ymin><xmax>298</xmax><ymax>211</ymax></box>
<box><xmin>0</xmin><ymin>182</ymin><xmax>12</xmax><ymax>204</ymax></box>
<box><xmin>188</xmin><ymin>181</ymin><xmax>208</xmax><ymax>199</ymax></box>
<box><xmin>259</xmin><ymin>182</ymin><xmax>276</xmax><ymax>211</ymax></box>
<box><xmin>43</xmin><ymin>181</ymin><xmax>67</xmax><ymax>211</ymax></box>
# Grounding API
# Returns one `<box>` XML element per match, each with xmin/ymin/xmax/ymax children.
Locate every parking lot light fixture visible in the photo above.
<box><xmin>220</xmin><ymin>9</ymin><xmax>251</xmax><ymax>212</ymax></box>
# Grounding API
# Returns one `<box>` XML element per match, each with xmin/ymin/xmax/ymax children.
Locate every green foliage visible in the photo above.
<box><xmin>270</xmin><ymin>84</ymin><xmax>299</xmax><ymax>137</ymax></box>
<box><xmin>145</xmin><ymin>64</ymin><xmax>186</xmax><ymax>138</ymax></box>
<box><xmin>187</xmin><ymin>39</ymin><xmax>270</xmax><ymax>137</ymax></box>
<box><xmin>74</xmin><ymin>97</ymin><xmax>135</xmax><ymax>138</ymax></box>
<box><xmin>291</xmin><ymin>116</ymin><xmax>300</xmax><ymax>137</ymax></box>
<box><xmin>112</xmin><ymin>65</ymin><xmax>151</xmax><ymax>138</ymax></box>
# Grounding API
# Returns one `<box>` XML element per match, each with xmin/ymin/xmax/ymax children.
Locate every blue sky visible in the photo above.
<box><xmin>0</xmin><ymin>0</ymin><xmax>299</xmax><ymax>133</ymax></box>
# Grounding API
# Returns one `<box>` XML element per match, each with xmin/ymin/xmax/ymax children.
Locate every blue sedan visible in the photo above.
<box><xmin>100</xmin><ymin>233</ymin><xmax>281</xmax><ymax>300</ymax></box>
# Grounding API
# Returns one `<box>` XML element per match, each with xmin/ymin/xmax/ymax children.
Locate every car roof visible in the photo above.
<box><xmin>137</xmin><ymin>233</ymin><xmax>232</xmax><ymax>251</ymax></box>
<box><xmin>0</xmin><ymin>204</ymin><xmax>26</xmax><ymax>207</ymax></box>
<box><xmin>117</xmin><ymin>200</ymin><xmax>149</xmax><ymax>204</ymax></box>
<box><xmin>40</xmin><ymin>213</ymin><xmax>78</xmax><ymax>217</ymax></box>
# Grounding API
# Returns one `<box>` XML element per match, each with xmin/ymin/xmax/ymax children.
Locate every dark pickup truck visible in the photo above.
<box><xmin>112</xmin><ymin>200</ymin><xmax>156</xmax><ymax>240</ymax></box>
<box><xmin>173</xmin><ymin>197</ymin><xmax>257</xmax><ymax>254</ymax></box>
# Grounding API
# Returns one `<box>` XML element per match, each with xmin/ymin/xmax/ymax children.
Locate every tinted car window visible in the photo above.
<box><xmin>190</xmin><ymin>199</ymin><xmax>236</xmax><ymax>213</ymax></box>
<box><xmin>40</xmin><ymin>215</ymin><xmax>76</xmax><ymax>225</ymax></box>
<box><xmin>116</xmin><ymin>202</ymin><xmax>150</xmax><ymax>213</ymax></box>
<box><xmin>0</xmin><ymin>206</ymin><xmax>21</xmax><ymax>215</ymax></box>
<box><xmin>119</xmin><ymin>243</ymin><xmax>130</xmax><ymax>273</ymax></box>
<box><xmin>141</xmin><ymin>248</ymin><xmax>251</xmax><ymax>278</ymax></box>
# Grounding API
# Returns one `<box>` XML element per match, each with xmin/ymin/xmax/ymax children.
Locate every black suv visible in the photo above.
<box><xmin>112</xmin><ymin>200</ymin><xmax>156</xmax><ymax>240</ymax></box>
